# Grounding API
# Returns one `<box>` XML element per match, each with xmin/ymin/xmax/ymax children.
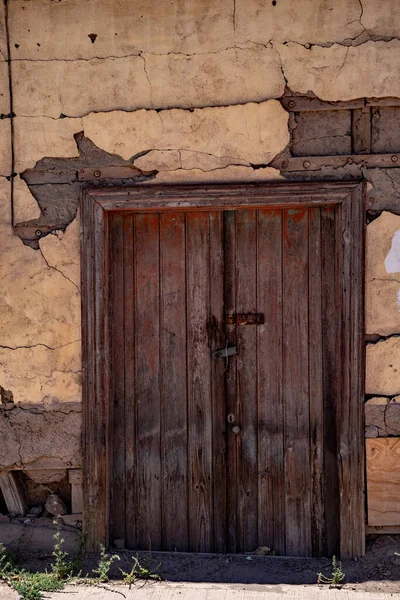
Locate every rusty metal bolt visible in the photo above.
<box><xmin>282</xmin><ymin>160</ymin><xmax>288</xmax><ymax>169</ymax></box>
<box><xmin>391</xmin><ymin>155</ymin><xmax>398</xmax><ymax>163</ymax></box>
<box><xmin>35</xmin><ymin>230</ymin><xmax>42</xmax><ymax>238</ymax></box>
<box><xmin>303</xmin><ymin>160</ymin><xmax>310</xmax><ymax>169</ymax></box>
<box><xmin>288</xmin><ymin>100</ymin><xmax>295</xmax><ymax>109</ymax></box>
<box><xmin>347</xmin><ymin>158</ymin><xmax>353</xmax><ymax>165</ymax></box>
<box><xmin>94</xmin><ymin>170</ymin><xmax>101</xmax><ymax>178</ymax></box>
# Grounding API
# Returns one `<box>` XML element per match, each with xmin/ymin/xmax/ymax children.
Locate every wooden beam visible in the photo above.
<box><xmin>281</xmin><ymin>96</ymin><xmax>364</xmax><ymax>112</ymax></box>
<box><xmin>0</xmin><ymin>471</ymin><xmax>26</xmax><ymax>516</ymax></box>
<box><xmin>352</xmin><ymin>107</ymin><xmax>371</xmax><ymax>154</ymax></box>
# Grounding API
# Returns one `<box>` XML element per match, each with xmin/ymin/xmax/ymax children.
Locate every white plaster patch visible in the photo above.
<box><xmin>385</xmin><ymin>230</ymin><xmax>400</xmax><ymax>274</ymax></box>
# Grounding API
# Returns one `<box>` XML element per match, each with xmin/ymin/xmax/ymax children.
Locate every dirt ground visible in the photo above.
<box><xmin>10</xmin><ymin>534</ymin><xmax>400</xmax><ymax>594</ymax></box>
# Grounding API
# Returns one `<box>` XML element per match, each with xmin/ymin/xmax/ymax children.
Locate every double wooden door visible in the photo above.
<box><xmin>108</xmin><ymin>204</ymin><xmax>344</xmax><ymax>557</ymax></box>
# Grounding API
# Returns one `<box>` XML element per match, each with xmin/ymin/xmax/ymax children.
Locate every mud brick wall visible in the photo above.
<box><xmin>0</xmin><ymin>0</ymin><xmax>399</xmax><ymax>482</ymax></box>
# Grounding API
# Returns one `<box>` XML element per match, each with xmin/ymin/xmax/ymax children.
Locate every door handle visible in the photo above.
<box><xmin>212</xmin><ymin>340</ymin><xmax>238</xmax><ymax>371</ymax></box>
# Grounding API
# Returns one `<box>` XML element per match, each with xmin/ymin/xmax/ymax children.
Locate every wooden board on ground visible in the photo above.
<box><xmin>366</xmin><ymin>438</ymin><xmax>400</xmax><ymax>526</ymax></box>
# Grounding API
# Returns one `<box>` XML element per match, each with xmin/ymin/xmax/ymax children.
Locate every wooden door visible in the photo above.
<box><xmin>108</xmin><ymin>205</ymin><xmax>342</xmax><ymax>556</ymax></box>
<box><xmin>82</xmin><ymin>182</ymin><xmax>365</xmax><ymax>559</ymax></box>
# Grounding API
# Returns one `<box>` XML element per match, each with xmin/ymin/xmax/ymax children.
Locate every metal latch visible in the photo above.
<box><xmin>226</xmin><ymin>313</ymin><xmax>264</xmax><ymax>326</ymax></box>
<box><xmin>212</xmin><ymin>340</ymin><xmax>238</xmax><ymax>371</ymax></box>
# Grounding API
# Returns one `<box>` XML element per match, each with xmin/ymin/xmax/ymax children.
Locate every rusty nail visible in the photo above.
<box><xmin>94</xmin><ymin>170</ymin><xmax>101</xmax><ymax>178</ymax></box>
<box><xmin>288</xmin><ymin>100</ymin><xmax>295</xmax><ymax>108</ymax></box>
<box><xmin>391</xmin><ymin>155</ymin><xmax>398</xmax><ymax>163</ymax></box>
<box><xmin>282</xmin><ymin>160</ymin><xmax>288</xmax><ymax>169</ymax></box>
<box><xmin>347</xmin><ymin>158</ymin><xmax>353</xmax><ymax>164</ymax></box>
<box><xmin>303</xmin><ymin>161</ymin><xmax>310</xmax><ymax>169</ymax></box>
<box><xmin>35</xmin><ymin>230</ymin><xmax>42</xmax><ymax>238</ymax></box>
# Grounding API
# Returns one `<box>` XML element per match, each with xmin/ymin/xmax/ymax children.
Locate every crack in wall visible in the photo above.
<box><xmin>38</xmin><ymin>246</ymin><xmax>80</xmax><ymax>292</ymax></box>
<box><xmin>0</xmin><ymin>340</ymin><xmax>80</xmax><ymax>351</ymax></box>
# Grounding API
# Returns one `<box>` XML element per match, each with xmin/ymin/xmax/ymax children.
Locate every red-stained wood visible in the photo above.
<box><xmin>282</xmin><ymin>207</ymin><xmax>312</xmax><ymax>557</ymax></box>
<box><xmin>186</xmin><ymin>212</ymin><xmax>213</xmax><ymax>552</ymax></box>
<box><xmin>159</xmin><ymin>213</ymin><xmax>188</xmax><ymax>551</ymax></box>
<box><xmin>235</xmin><ymin>210</ymin><xmax>258</xmax><ymax>553</ymax></box>
<box><xmin>321</xmin><ymin>206</ymin><xmax>340</xmax><ymax>557</ymax></box>
<box><xmin>109</xmin><ymin>214</ymin><xmax>126</xmax><ymax>545</ymax></box>
<box><xmin>224</xmin><ymin>210</ymin><xmax>238</xmax><ymax>553</ymax></box>
<box><xmin>81</xmin><ymin>181</ymin><xmax>365</xmax><ymax>558</ymax></box>
<box><xmin>257</xmin><ymin>209</ymin><xmax>285</xmax><ymax>555</ymax></box>
<box><xmin>123</xmin><ymin>215</ymin><xmax>136</xmax><ymax>548</ymax></box>
<box><xmin>134</xmin><ymin>213</ymin><xmax>162</xmax><ymax>550</ymax></box>
<box><xmin>308</xmin><ymin>208</ymin><xmax>325</xmax><ymax>557</ymax></box>
<box><xmin>209</xmin><ymin>212</ymin><xmax>227</xmax><ymax>553</ymax></box>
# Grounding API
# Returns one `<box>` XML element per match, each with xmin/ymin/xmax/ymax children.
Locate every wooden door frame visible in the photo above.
<box><xmin>81</xmin><ymin>181</ymin><xmax>365</xmax><ymax>558</ymax></box>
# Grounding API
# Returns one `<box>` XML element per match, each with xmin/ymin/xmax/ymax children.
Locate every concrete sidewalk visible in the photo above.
<box><xmin>3</xmin><ymin>581</ymin><xmax>400</xmax><ymax>600</ymax></box>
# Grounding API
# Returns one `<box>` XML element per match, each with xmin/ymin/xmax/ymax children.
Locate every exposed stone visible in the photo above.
<box><xmin>291</xmin><ymin>110</ymin><xmax>351</xmax><ymax>157</ymax></box>
<box><xmin>276</xmin><ymin>41</ymin><xmax>400</xmax><ymax>101</ymax></box>
<box><xmin>372</xmin><ymin>107</ymin><xmax>400</xmax><ymax>154</ymax></box>
<box><xmin>26</xmin><ymin>470</ymin><xmax>67</xmax><ymax>485</ymax></box>
<box><xmin>365</xmin><ymin>169</ymin><xmax>400</xmax><ymax>215</ymax></box>
<box><xmin>0</xmin><ymin>403</ymin><xmax>82</xmax><ymax>470</ymax></box>
<box><xmin>386</xmin><ymin>396</ymin><xmax>400</xmax><ymax>435</ymax></box>
<box><xmin>366</xmin><ymin>337</ymin><xmax>400</xmax><ymax>396</ymax></box>
<box><xmin>365</xmin><ymin>425</ymin><xmax>379</xmax><ymax>438</ymax></box>
<box><xmin>84</xmin><ymin>101</ymin><xmax>290</xmax><ymax>165</ymax></box>
<box><xmin>45</xmin><ymin>493</ymin><xmax>67</xmax><ymax>516</ymax></box>
<box><xmin>143</xmin><ymin>48</ymin><xmax>284</xmax><ymax>110</ymax></box>
<box><xmin>236</xmin><ymin>0</ymin><xmax>364</xmax><ymax>46</ymax></box>
<box><xmin>12</xmin><ymin>57</ymin><xmax>151</xmax><ymax>118</ymax></box>
<box><xmin>14</xmin><ymin>117</ymin><xmax>82</xmax><ymax>172</ymax></box>
<box><xmin>365</xmin><ymin>396</ymin><xmax>388</xmax><ymax>435</ymax></box>
<box><xmin>9</xmin><ymin>0</ymin><xmax>234</xmax><ymax>59</ymax></box>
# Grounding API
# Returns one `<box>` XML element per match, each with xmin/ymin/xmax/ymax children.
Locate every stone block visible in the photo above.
<box><xmin>365</xmin><ymin>397</ymin><xmax>388</xmax><ymax>435</ymax></box>
<box><xmin>12</xmin><ymin>57</ymin><xmax>151</xmax><ymax>118</ymax></box>
<box><xmin>236</xmin><ymin>0</ymin><xmax>364</xmax><ymax>46</ymax></box>
<box><xmin>144</xmin><ymin>47</ymin><xmax>284</xmax><ymax>110</ymax></box>
<box><xmin>366</xmin><ymin>280</ymin><xmax>400</xmax><ymax>337</ymax></box>
<box><xmin>276</xmin><ymin>40</ymin><xmax>400</xmax><ymax>101</ymax></box>
<box><xmin>9</xmin><ymin>0</ymin><xmax>234</xmax><ymax>59</ymax></box>
<box><xmin>0</xmin><ymin>403</ymin><xmax>82</xmax><ymax>471</ymax></box>
<box><xmin>291</xmin><ymin>110</ymin><xmax>351</xmax><ymax>157</ymax></box>
<box><xmin>366</xmin><ymin>212</ymin><xmax>400</xmax><ymax>281</ymax></box>
<box><xmin>366</xmin><ymin>337</ymin><xmax>400</xmax><ymax>396</ymax></box>
<box><xmin>83</xmin><ymin>101</ymin><xmax>290</xmax><ymax>166</ymax></box>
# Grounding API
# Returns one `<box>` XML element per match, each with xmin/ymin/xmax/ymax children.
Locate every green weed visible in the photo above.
<box><xmin>120</xmin><ymin>555</ymin><xmax>162</xmax><ymax>588</ymax></box>
<box><xmin>317</xmin><ymin>555</ymin><xmax>345</xmax><ymax>587</ymax></box>
<box><xmin>92</xmin><ymin>544</ymin><xmax>120</xmax><ymax>582</ymax></box>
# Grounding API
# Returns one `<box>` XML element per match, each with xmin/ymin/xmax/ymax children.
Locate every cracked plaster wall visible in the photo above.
<box><xmin>1</xmin><ymin>0</ymin><xmax>400</xmax><ymax>469</ymax></box>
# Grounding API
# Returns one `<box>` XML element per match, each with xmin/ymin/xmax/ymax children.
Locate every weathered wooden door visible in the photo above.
<box><xmin>107</xmin><ymin>205</ymin><xmax>347</xmax><ymax>556</ymax></box>
<box><xmin>82</xmin><ymin>183</ymin><xmax>364</xmax><ymax>559</ymax></box>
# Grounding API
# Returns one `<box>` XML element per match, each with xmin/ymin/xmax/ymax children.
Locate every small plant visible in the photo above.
<box><xmin>92</xmin><ymin>544</ymin><xmax>120</xmax><ymax>582</ymax></box>
<box><xmin>317</xmin><ymin>555</ymin><xmax>345</xmax><ymax>587</ymax></box>
<box><xmin>120</xmin><ymin>555</ymin><xmax>162</xmax><ymax>589</ymax></box>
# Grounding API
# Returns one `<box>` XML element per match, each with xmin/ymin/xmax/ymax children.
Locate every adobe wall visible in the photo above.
<box><xmin>0</xmin><ymin>0</ymin><xmax>399</xmax><ymax>508</ymax></box>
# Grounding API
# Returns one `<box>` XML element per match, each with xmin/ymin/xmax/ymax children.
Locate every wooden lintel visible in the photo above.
<box><xmin>272</xmin><ymin>153</ymin><xmax>400</xmax><ymax>172</ymax></box>
<box><xmin>22</xmin><ymin>169</ymin><xmax>77</xmax><ymax>185</ymax></box>
<box><xmin>366</xmin><ymin>97</ymin><xmax>400</xmax><ymax>108</ymax></box>
<box><xmin>281</xmin><ymin>96</ymin><xmax>364</xmax><ymax>112</ymax></box>
<box><xmin>78</xmin><ymin>165</ymin><xmax>153</xmax><ymax>181</ymax></box>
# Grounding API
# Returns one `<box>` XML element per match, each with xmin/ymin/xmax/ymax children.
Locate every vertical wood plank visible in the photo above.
<box><xmin>160</xmin><ymin>213</ymin><xmax>188</xmax><ymax>551</ymax></box>
<box><xmin>236</xmin><ymin>209</ymin><xmax>259</xmax><ymax>553</ymax></box>
<box><xmin>320</xmin><ymin>206</ymin><xmax>340</xmax><ymax>557</ymax></box>
<box><xmin>352</xmin><ymin>106</ymin><xmax>371</xmax><ymax>154</ymax></box>
<box><xmin>282</xmin><ymin>207</ymin><xmax>312</xmax><ymax>557</ymax></box>
<box><xmin>209</xmin><ymin>211</ymin><xmax>227</xmax><ymax>553</ymax></box>
<box><xmin>186</xmin><ymin>212</ymin><xmax>213</xmax><ymax>552</ymax></box>
<box><xmin>308</xmin><ymin>207</ymin><xmax>325</xmax><ymax>557</ymax></box>
<box><xmin>257</xmin><ymin>209</ymin><xmax>285</xmax><ymax>555</ymax></box>
<box><xmin>224</xmin><ymin>210</ymin><xmax>238</xmax><ymax>553</ymax></box>
<box><xmin>109</xmin><ymin>214</ymin><xmax>126</xmax><ymax>545</ymax></box>
<box><xmin>124</xmin><ymin>215</ymin><xmax>136</xmax><ymax>549</ymax></box>
<box><xmin>134</xmin><ymin>213</ymin><xmax>162</xmax><ymax>550</ymax></box>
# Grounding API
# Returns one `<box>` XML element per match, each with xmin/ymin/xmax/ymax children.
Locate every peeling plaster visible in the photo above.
<box><xmin>385</xmin><ymin>230</ymin><xmax>400</xmax><ymax>273</ymax></box>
